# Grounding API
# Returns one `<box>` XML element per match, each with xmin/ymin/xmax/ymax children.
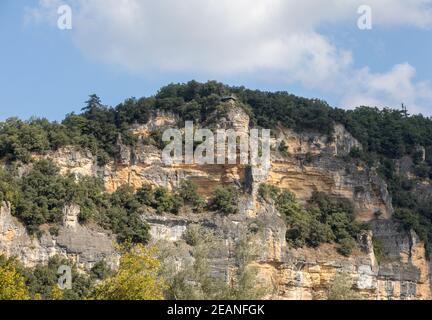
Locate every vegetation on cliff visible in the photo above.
<box><xmin>162</xmin><ymin>225</ymin><xmax>269</xmax><ymax>300</ymax></box>
<box><xmin>0</xmin><ymin>245</ymin><xmax>164</xmax><ymax>301</ymax></box>
<box><xmin>0</xmin><ymin>256</ymin><xmax>29</xmax><ymax>300</ymax></box>
<box><xmin>91</xmin><ymin>244</ymin><xmax>165</xmax><ymax>300</ymax></box>
<box><xmin>327</xmin><ymin>272</ymin><xmax>362</xmax><ymax>300</ymax></box>
<box><xmin>259</xmin><ymin>184</ymin><xmax>366</xmax><ymax>256</ymax></box>
<box><xmin>0</xmin><ymin>160</ymin><xmax>150</xmax><ymax>243</ymax></box>
<box><xmin>0</xmin><ymin>159</ymin><xmax>232</xmax><ymax>244</ymax></box>
<box><xmin>0</xmin><ymin>228</ymin><xmax>268</xmax><ymax>301</ymax></box>
<box><xmin>1</xmin><ymin>80</ymin><xmax>432</xmax><ymax>256</ymax></box>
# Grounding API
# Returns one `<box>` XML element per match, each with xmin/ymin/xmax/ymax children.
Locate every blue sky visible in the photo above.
<box><xmin>1</xmin><ymin>0</ymin><xmax>432</xmax><ymax>121</ymax></box>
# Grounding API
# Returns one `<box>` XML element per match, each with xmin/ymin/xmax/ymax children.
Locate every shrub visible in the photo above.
<box><xmin>304</xmin><ymin>152</ymin><xmax>314</xmax><ymax>164</ymax></box>
<box><xmin>100</xmin><ymin>206</ymin><xmax>150</xmax><ymax>244</ymax></box>
<box><xmin>177</xmin><ymin>180</ymin><xmax>203</xmax><ymax>211</ymax></box>
<box><xmin>207</xmin><ymin>186</ymin><xmax>239</xmax><ymax>215</ymax></box>
<box><xmin>372</xmin><ymin>238</ymin><xmax>385</xmax><ymax>264</ymax></box>
<box><xmin>414</xmin><ymin>164</ymin><xmax>430</xmax><ymax>178</ymax></box>
<box><xmin>0</xmin><ymin>159</ymin><xmax>151</xmax><ymax>245</ymax></box>
<box><xmin>145</xmin><ymin>130</ymin><xmax>166</xmax><ymax>149</ymax></box>
<box><xmin>258</xmin><ymin>184</ymin><xmax>280</xmax><ymax>202</ymax></box>
<box><xmin>278</xmin><ymin>141</ymin><xmax>290</xmax><ymax>157</ymax></box>
<box><xmin>90</xmin><ymin>261</ymin><xmax>113</xmax><ymax>281</ymax></box>
<box><xmin>349</xmin><ymin>147</ymin><xmax>363</xmax><ymax>159</ymax></box>
<box><xmin>327</xmin><ymin>272</ymin><xmax>362</xmax><ymax>300</ymax></box>
<box><xmin>337</xmin><ymin>238</ymin><xmax>356</xmax><ymax>257</ymax></box>
<box><xmin>394</xmin><ymin>208</ymin><xmax>420</xmax><ymax>231</ymax></box>
<box><xmin>259</xmin><ymin>185</ymin><xmax>362</xmax><ymax>255</ymax></box>
<box><xmin>136</xmin><ymin>184</ymin><xmax>154</xmax><ymax>206</ymax></box>
<box><xmin>183</xmin><ymin>224</ymin><xmax>216</xmax><ymax>247</ymax></box>
<box><xmin>153</xmin><ymin>187</ymin><xmax>174</xmax><ymax>214</ymax></box>
<box><xmin>22</xmin><ymin>256</ymin><xmax>93</xmax><ymax>300</ymax></box>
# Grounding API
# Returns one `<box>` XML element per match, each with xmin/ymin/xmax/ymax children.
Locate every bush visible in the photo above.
<box><xmin>145</xmin><ymin>130</ymin><xmax>166</xmax><ymax>149</ymax></box>
<box><xmin>304</xmin><ymin>152</ymin><xmax>314</xmax><ymax>164</ymax></box>
<box><xmin>349</xmin><ymin>147</ymin><xmax>363</xmax><ymax>159</ymax></box>
<box><xmin>207</xmin><ymin>186</ymin><xmax>239</xmax><ymax>215</ymax></box>
<box><xmin>153</xmin><ymin>187</ymin><xmax>174</xmax><ymax>214</ymax></box>
<box><xmin>337</xmin><ymin>238</ymin><xmax>356</xmax><ymax>257</ymax></box>
<box><xmin>90</xmin><ymin>261</ymin><xmax>113</xmax><ymax>281</ymax></box>
<box><xmin>137</xmin><ymin>182</ymin><xmax>204</xmax><ymax>215</ymax></box>
<box><xmin>260</xmin><ymin>185</ymin><xmax>362</xmax><ymax>255</ymax></box>
<box><xmin>100</xmin><ymin>206</ymin><xmax>150</xmax><ymax>244</ymax></box>
<box><xmin>136</xmin><ymin>184</ymin><xmax>154</xmax><ymax>206</ymax></box>
<box><xmin>414</xmin><ymin>164</ymin><xmax>430</xmax><ymax>178</ymax></box>
<box><xmin>278</xmin><ymin>141</ymin><xmax>290</xmax><ymax>157</ymax></box>
<box><xmin>258</xmin><ymin>184</ymin><xmax>280</xmax><ymax>202</ymax></box>
<box><xmin>327</xmin><ymin>272</ymin><xmax>362</xmax><ymax>300</ymax></box>
<box><xmin>394</xmin><ymin>208</ymin><xmax>420</xmax><ymax>231</ymax></box>
<box><xmin>0</xmin><ymin>160</ymin><xmax>150</xmax><ymax>245</ymax></box>
<box><xmin>372</xmin><ymin>238</ymin><xmax>385</xmax><ymax>264</ymax></box>
<box><xmin>176</xmin><ymin>180</ymin><xmax>203</xmax><ymax>211</ymax></box>
<box><xmin>22</xmin><ymin>256</ymin><xmax>93</xmax><ymax>300</ymax></box>
<box><xmin>183</xmin><ymin>224</ymin><xmax>216</xmax><ymax>247</ymax></box>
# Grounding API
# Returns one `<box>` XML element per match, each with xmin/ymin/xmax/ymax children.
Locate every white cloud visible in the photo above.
<box><xmin>24</xmin><ymin>0</ymin><xmax>65</xmax><ymax>26</ymax></box>
<box><xmin>342</xmin><ymin>64</ymin><xmax>432</xmax><ymax>114</ymax></box>
<box><xmin>26</xmin><ymin>0</ymin><xmax>432</xmax><ymax>113</ymax></box>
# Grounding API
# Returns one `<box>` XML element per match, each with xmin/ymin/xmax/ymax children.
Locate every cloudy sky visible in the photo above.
<box><xmin>1</xmin><ymin>0</ymin><xmax>432</xmax><ymax>120</ymax></box>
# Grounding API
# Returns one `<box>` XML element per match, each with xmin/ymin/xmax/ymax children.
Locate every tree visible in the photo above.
<box><xmin>82</xmin><ymin>94</ymin><xmax>102</xmax><ymax>112</ymax></box>
<box><xmin>91</xmin><ymin>244</ymin><xmax>166</xmax><ymax>300</ymax></box>
<box><xmin>207</xmin><ymin>186</ymin><xmax>239</xmax><ymax>215</ymax></box>
<box><xmin>176</xmin><ymin>180</ymin><xmax>204</xmax><ymax>212</ymax></box>
<box><xmin>136</xmin><ymin>184</ymin><xmax>154</xmax><ymax>206</ymax></box>
<box><xmin>226</xmin><ymin>230</ymin><xmax>269</xmax><ymax>300</ymax></box>
<box><xmin>153</xmin><ymin>187</ymin><xmax>174</xmax><ymax>214</ymax></box>
<box><xmin>23</xmin><ymin>255</ymin><xmax>93</xmax><ymax>300</ymax></box>
<box><xmin>0</xmin><ymin>256</ymin><xmax>29</xmax><ymax>300</ymax></box>
<box><xmin>162</xmin><ymin>225</ymin><xmax>269</xmax><ymax>300</ymax></box>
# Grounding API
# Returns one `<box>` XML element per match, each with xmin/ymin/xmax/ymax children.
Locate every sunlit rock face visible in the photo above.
<box><xmin>1</xmin><ymin>104</ymin><xmax>431</xmax><ymax>300</ymax></box>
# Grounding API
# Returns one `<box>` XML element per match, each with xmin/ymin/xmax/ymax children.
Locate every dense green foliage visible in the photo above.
<box><xmin>2</xmin><ymin>81</ymin><xmax>432</xmax><ymax>167</ymax></box>
<box><xmin>386</xmin><ymin>170</ymin><xmax>432</xmax><ymax>256</ymax></box>
<box><xmin>0</xmin><ymin>156</ymin><xmax>223</xmax><ymax>242</ymax></box>
<box><xmin>0</xmin><ymin>160</ymin><xmax>150</xmax><ymax>244</ymax></box>
<box><xmin>0</xmin><ymin>255</ymin><xmax>109</xmax><ymax>300</ymax></box>
<box><xmin>259</xmin><ymin>185</ymin><xmax>365</xmax><ymax>256</ymax></box>
<box><xmin>1</xmin><ymin>80</ymin><xmax>432</xmax><ymax>254</ymax></box>
<box><xmin>0</xmin><ymin>95</ymin><xmax>150</xmax><ymax>165</ymax></box>
<box><xmin>207</xmin><ymin>186</ymin><xmax>239</xmax><ymax>215</ymax></box>
<box><xmin>2</xmin><ymin>249</ymin><xmax>164</xmax><ymax>301</ymax></box>
<box><xmin>135</xmin><ymin>180</ymin><xmax>204</xmax><ymax>215</ymax></box>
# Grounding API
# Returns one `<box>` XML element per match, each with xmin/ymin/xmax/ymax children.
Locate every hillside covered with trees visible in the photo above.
<box><xmin>1</xmin><ymin>81</ymin><xmax>431</xmax><ymax>253</ymax></box>
<box><xmin>1</xmin><ymin>81</ymin><xmax>432</xmax><ymax>300</ymax></box>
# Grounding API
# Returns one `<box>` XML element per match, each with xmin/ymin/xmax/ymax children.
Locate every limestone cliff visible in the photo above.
<box><xmin>0</xmin><ymin>102</ymin><xmax>430</xmax><ymax>300</ymax></box>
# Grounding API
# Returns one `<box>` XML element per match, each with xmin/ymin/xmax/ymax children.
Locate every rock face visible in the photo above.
<box><xmin>1</xmin><ymin>104</ymin><xmax>431</xmax><ymax>300</ymax></box>
<box><xmin>0</xmin><ymin>202</ymin><xmax>117</xmax><ymax>270</ymax></box>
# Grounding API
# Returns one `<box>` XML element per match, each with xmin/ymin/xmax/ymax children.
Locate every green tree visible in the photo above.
<box><xmin>207</xmin><ymin>186</ymin><xmax>239</xmax><ymax>215</ymax></box>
